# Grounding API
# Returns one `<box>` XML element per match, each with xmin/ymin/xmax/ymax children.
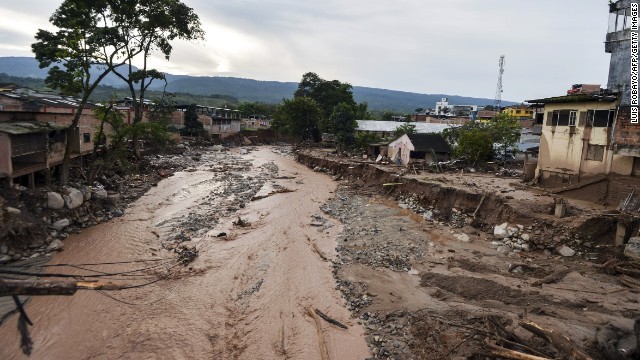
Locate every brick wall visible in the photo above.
<box><xmin>615</xmin><ymin>107</ymin><xmax>640</xmax><ymax>147</ymax></box>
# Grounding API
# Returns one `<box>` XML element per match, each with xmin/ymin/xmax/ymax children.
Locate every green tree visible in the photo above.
<box><xmin>237</xmin><ymin>102</ymin><xmax>277</xmax><ymax>117</ymax></box>
<box><xmin>181</xmin><ymin>103</ymin><xmax>204</xmax><ymax>136</ymax></box>
<box><xmin>32</xmin><ymin>0</ymin><xmax>131</xmax><ymax>184</ymax></box>
<box><xmin>455</xmin><ymin>128</ymin><xmax>493</xmax><ymax>166</ymax></box>
<box><xmin>329</xmin><ymin>102</ymin><xmax>357</xmax><ymax>151</ymax></box>
<box><xmin>294</xmin><ymin>72</ymin><xmax>356</xmax><ymax>131</ymax></box>
<box><xmin>354</xmin><ymin>102</ymin><xmax>373</xmax><ymax>120</ymax></box>
<box><xmin>272</xmin><ymin>97</ymin><xmax>322</xmax><ymax>141</ymax></box>
<box><xmin>106</xmin><ymin>0</ymin><xmax>204</xmax><ymax>156</ymax></box>
<box><xmin>394</xmin><ymin>123</ymin><xmax>417</xmax><ymax>138</ymax></box>
<box><xmin>381</xmin><ymin>110</ymin><xmax>398</xmax><ymax>121</ymax></box>
<box><xmin>488</xmin><ymin>113</ymin><xmax>521</xmax><ymax>157</ymax></box>
<box><xmin>355</xmin><ymin>132</ymin><xmax>381</xmax><ymax>150</ymax></box>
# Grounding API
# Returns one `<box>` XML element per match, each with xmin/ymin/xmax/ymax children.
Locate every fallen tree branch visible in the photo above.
<box><xmin>531</xmin><ymin>268</ymin><xmax>573</xmax><ymax>287</ymax></box>
<box><xmin>473</xmin><ymin>192</ymin><xmax>487</xmax><ymax>218</ymax></box>
<box><xmin>314</xmin><ymin>309</ymin><xmax>348</xmax><ymax>330</ymax></box>
<box><xmin>619</xmin><ymin>275</ymin><xmax>640</xmax><ymax>292</ymax></box>
<box><xmin>484</xmin><ymin>339</ymin><xmax>553</xmax><ymax>360</ymax></box>
<box><xmin>0</xmin><ymin>279</ymin><xmax>125</xmax><ymax>296</ymax></box>
<box><xmin>614</xmin><ymin>265</ymin><xmax>640</xmax><ymax>278</ymax></box>
<box><xmin>520</xmin><ymin>320</ymin><xmax>592</xmax><ymax>360</ymax></box>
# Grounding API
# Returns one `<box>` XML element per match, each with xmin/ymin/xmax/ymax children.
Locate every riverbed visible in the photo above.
<box><xmin>0</xmin><ymin>146</ymin><xmax>369</xmax><ymax>360</ymax></box>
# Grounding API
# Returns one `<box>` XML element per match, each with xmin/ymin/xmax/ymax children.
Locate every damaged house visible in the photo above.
<box><xmin>388</xmin><ymin>133</ymin><xmax>451</xmax><ymax>166</ymax></box>
<box><xmin>0</xmin><ymin>87</ymin><xmax>103</xmax><ymax>187</ymax></box>
<box><xmin>172</xmin><ymin>105</ymin><xmax>242</xmax><ymax>139</ymax></box>
<box><xmin>527</xmin><ymin>0</ymin><xmax>640</xmax><ymax>207</ymax></box>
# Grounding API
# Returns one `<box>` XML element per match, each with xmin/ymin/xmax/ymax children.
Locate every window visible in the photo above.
<box><xmin>557</xmin><ymin>110</ymin><xmax>570</xmax><ymax>126</ymax></box>
<box><xmin>585</xmin><ymin>144</ymin><xmax>605</xmax><ymax>161</ymax></box>
<box><xmin>609</xmin><ymin>8</ymin><xmax>632</xmax><ymax>33</ymax></box>
<box><xmin>617</xmin><ymin>9</ymin><xmax>626</xmax><ymax>32</ymax></box>
<box><xmin>569</xmin><ymin>111</ymin><xmax>577</xmax><ymax>126</ymax></box>
<box><xmin>547</xmin><ymin>111</ymin><xmax>559</xmax><ymax>126</ymax></box>
<box><xmin>83</xmin><ymin>133</ymin><xmax>91</xmax><ymax>143</ymax></box>
<box><xmin>587</xmin><ymin>109</ymin><xmax>616</xmax><ymax>127</ymax></box>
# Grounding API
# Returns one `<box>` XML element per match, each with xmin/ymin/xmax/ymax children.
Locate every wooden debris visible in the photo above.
<box><xmin>382</xmin><ymin>182</ymin><xmax>403</xmax><ymax>186</ymax></box>
<box><xmin>620</xmin><ymin>275</ymin><xmax>640</xmax><ymax>292</ymax></box>
<box><xmin>473</xmin><ymin>192</ymin><xmax>487</xmax><ymax>218</ymax></box>
<box><xmin>0</xmin><ymin>279</ymin><xmax>124</xmax><ymax>296</ymax></box>
<box><xmin>531</xmin><ymin>268</ymin><xmax>573</xmax><ymax>287</ymax></box>
<box><xmin>314</xmin><ymin>309</ymin><xmax>348</xmax><ymax>330</ymax></box>
<box><xmin>484</xmin><ymin>339</ymin><xmax>552</xmax><ymax>360</ymax></box>
<box><xmin>520</xmin><ymin>320</ymin><xmax>593</xmax><ymax>360</ymax></box>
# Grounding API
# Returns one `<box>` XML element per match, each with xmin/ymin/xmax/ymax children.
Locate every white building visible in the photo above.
<box><xmin>434</xmin><ymin>98</ymin><xmax>478</xmax><ymax>117</ymax></box>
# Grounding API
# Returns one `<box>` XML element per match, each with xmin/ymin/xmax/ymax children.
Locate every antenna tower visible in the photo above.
<box><xmin>494</xmin><ymin>55</ymin><xmax>505</xmax><ymax>109</ymax></box>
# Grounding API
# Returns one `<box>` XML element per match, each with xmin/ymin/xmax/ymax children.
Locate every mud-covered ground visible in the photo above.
<box><xmin>2</xmin><ymin>146</ymin><xmax>639</xmax><ymax>360</ymax></box>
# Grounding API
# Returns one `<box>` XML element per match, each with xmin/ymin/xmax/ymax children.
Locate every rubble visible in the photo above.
<box><xmin>623</xmin><ymin>237</ymin><xmax>640</xmax><ymax>262</ymax></box>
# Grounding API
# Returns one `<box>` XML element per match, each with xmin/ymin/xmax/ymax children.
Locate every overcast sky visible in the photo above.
<box><xmin>0</xmin><ymin>0</ymin><xmax>613</xmax><ymax>103</ymax></box>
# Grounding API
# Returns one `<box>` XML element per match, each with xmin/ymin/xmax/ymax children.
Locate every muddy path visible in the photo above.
<box><xmin>0</xmin><ymin>147</ymin><xmax>369</xmax><ymax>360</ymax></box>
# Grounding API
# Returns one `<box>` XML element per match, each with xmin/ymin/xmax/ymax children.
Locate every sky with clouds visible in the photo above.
<box><xmin>0</xmin><ymin>0</ymin><xmax>613</xmax><ymax>103</ymax></box>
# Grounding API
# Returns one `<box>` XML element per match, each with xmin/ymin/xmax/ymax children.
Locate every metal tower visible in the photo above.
<box><xmin>494</xmin><ymin>55</ymin><xmax>505</xmax><ymax>110</ymax></box>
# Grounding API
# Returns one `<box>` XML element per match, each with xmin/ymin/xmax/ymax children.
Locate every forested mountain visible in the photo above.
<box><xmin>0</xmin><ymin>57</ymin><xmax>514</xmax><ymax>112</ymax></box>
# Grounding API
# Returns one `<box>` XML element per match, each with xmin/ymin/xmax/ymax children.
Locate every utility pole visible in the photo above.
<box><xmin>494</xmin><ymin>55</ymin><xmax>505</xmax><ymax>110</ymax></box>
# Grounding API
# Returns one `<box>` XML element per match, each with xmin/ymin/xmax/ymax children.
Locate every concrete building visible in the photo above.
<box><xmin>502</xmin><ymin>105</ymin><xmax>534</xmax><ymax>120</ymax></box>
<box><xmin>527</xmin><ymin>0</ymin><xmax>640</xmax><ymax>193</ymax></box>
<box><xmin>434</xmin><ymin>98</ymin><xmax>478</xmax><ymax>117</ymax></box>
<box><xmin>241</xmin><ymin>115</ymin><xmax>271</xmax><ymax>130</ymax></box>
<box><xmin>172</xmin><ymin>105</ymin><xmax>242</xmax><ymax>139</ymax></box>
<box><xmin>606</xmin><ymin>0</ymin><xmax>634</xmax><ymax>107</ymax></box>
<box><xmin>528</xmin><ymin>93</ymin><xmax>624</xmax><ymax>184</ymax></box>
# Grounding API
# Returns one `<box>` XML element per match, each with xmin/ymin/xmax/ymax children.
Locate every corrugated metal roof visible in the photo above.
<box><xmin>0</xmin><ymin>121</ymin><xmax>67</xmax><ymax>135</ymax></box>
<box><xmin>0</xmin><ymin>91</ymin><xmax>98</xmax><ymax>109</ymax></box>
<box><xmin>356</xmin><ymin>120</ymin><xmax>458</xmax><ymax>133</ymax></box>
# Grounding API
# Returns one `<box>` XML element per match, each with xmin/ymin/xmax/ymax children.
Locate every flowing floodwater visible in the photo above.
<box><xmin>0</xmin><ymin>147</ymin><xmax>369</xmax><ymax>360</ymax></box>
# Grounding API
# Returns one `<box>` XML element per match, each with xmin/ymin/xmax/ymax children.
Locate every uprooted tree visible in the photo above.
<box><xmin>32</xmin><ymin>0</ymin><xmax>205</xmax><ymax>184</ymax></box>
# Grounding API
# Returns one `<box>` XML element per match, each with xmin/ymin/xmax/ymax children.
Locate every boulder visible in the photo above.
<box><xmin>80</xmin><ymin>186</ymin><xmax>92</xmax><ymax>201</ymax></box>
<box><xmin>47</xmin><ymin>192</ymin><xmax>65</xmax><ymax>209</ymax></box>
<box><xmin>112</xmin><ymin>208</ymin><xmax>124</xmax><ymax>217</ymax></box>
<box><xmin>521</xmin><ymin>233</ymin><xmax>531</xmax><ymax>242</ymax></box>
<box><xmin>453</xmin><ymin>233</ymin><xmax>471</xmax><ymax>243</ymax></box>
<box><xmin>107</xmin><ymin>193</ymin><xmax>121</xmax><ymax>204</ymax></box>
<box><xmin>5</xmin><ymin>207</ymin><xmax>21</xmax><ymax>215</ymax></box>
<box><xmin>47</xmin><ymin>239</ymin><xmax>64</xmax><ymax>252</ymax></box>
<box><xmin>506</xmin><ymin>226</ymin><xmax>520</xmax><ymax>237</ymax></box>
<box><xmin>0</xmin><ymin>243</ymin><xmax>8</xmax><ymax>254</ymax></box>
<box><xmin>493</xmin><ymin>222</ymin><xmax>509</xmax><ymax>239</ymax></box>
<box><xmin>93</xmin><ymin>188</ymin><xmax>108</xmax><ymax>200</ymax></box>
<box><xmin>623</xmin><ymin>237</ymin><xmax>640</xmax><ymax>262</ymax></box>
<box><xmin>52</xmin><ymin>219</ymin><xmax>70</xmax><ymax>231</ymax></box>
<box><xmin>63</xmin><ymin>187</ymin><xmax>84</xmax><ymax>209</ymax></box>
<box><xmin>557</xmin><ymin>245</ymin><xmax>576</xmax><ymax>257</ymax></box>
<box><xmin>0</xmin><ymin>255</ymin><xmax>12</xmax><ymax>263</ymax></box>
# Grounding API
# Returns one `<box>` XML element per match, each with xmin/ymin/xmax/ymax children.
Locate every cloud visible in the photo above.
<box><xmin>0</xmin><ymin>0</ymin><xmax>613</xmax><ymax>102</ymax></box>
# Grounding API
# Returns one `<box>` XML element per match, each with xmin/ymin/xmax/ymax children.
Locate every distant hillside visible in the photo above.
<box><xmin>0</xmin><ymin>56</ymin><xmax>515</xmax><ymax>112</ymax></box>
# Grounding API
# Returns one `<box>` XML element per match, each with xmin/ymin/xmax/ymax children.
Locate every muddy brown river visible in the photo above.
<box><xmin>0</xmin><ymin>147</ymin><xmax>369</xmax><ymax>359</ymax></box>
